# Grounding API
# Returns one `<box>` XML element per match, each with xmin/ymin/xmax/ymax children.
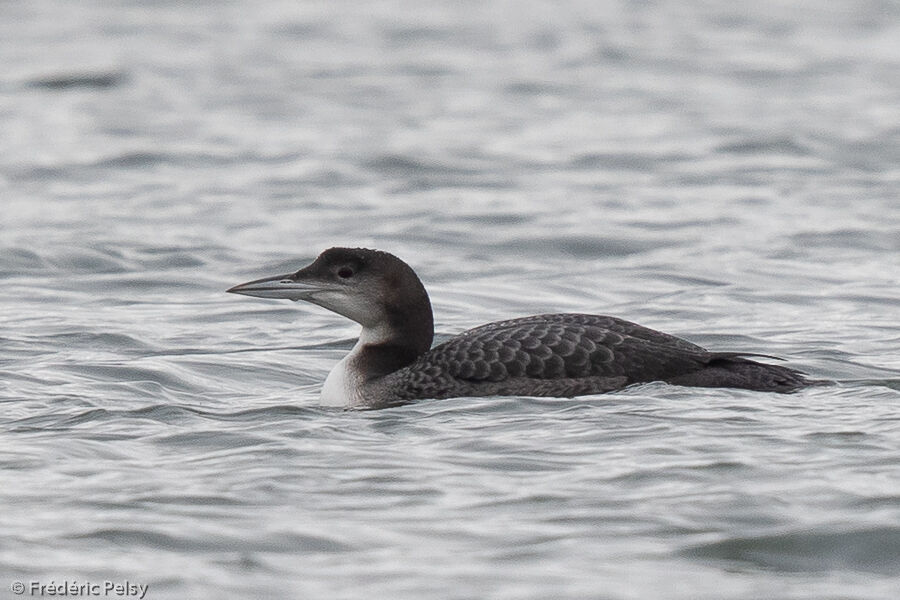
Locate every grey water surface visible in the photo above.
<box><xmin>2</xmin><ymin>1</ymin><xmax>899</xmax><ymax>599</ymax></box>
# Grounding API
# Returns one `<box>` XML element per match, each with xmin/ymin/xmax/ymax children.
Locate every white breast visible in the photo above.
<box><xmin>319</xmin><ymin>338</ymin><xmax>369</xmax><ymax>407</ymax></box>
<box><xmin>320</xmin><ymin>355</ymin><xmax>353</xmax><ymax>406</ymax></box>
<box><xmin>318</xmin><ymin>326</ymin><xmax>391</xmax><ymax>407</ymax></box>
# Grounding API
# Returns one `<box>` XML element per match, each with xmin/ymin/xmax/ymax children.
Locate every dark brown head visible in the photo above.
<box><xmin>228</xmin><ymin>248</ymin><xmax>434</xmax><ymax>354</ymax></box>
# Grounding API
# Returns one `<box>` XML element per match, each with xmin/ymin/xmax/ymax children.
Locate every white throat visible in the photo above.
<box><xmin>318</xmin><ymin>324</ymin><xmax>392</xmax><ymax>407</ymax></box>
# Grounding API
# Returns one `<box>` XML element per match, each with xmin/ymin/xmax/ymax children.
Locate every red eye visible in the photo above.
<box><xmin>337</xmin><ymin>267</ymin><xmax>354</xmax><ymax>279</ymax></box>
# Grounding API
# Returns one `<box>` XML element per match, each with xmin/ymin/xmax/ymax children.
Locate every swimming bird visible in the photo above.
<box><xmin>227</xmin><ymin>247</ymin><xmax>807</xmax><ymax>408</ymax></box>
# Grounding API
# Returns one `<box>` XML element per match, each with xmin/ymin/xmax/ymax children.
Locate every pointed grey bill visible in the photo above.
<box><xmin>226</xmin><ymin>273</ymin><xmax>330</xmax><ymax>300</ymax></box>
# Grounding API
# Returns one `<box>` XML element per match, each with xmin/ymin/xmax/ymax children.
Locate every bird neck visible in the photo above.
<box><xmin>354</xmin><ymin>297</ymin><xmax>434</xmax><ymax>380</ymax></box>
<box><xmin>319</xmin><ymin>275</ymin><xmax>435</xmax><ymax>406</ymax></box>
<box><xmin>318</xmin><ymin>314</ymin><xmax>433</xmax><ymax>408</ymax></box>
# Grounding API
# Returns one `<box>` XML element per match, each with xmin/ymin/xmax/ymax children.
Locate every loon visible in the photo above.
<box><xmin>227</xmin><ymin>247</ymin><xmax>808</xmax><ymax>409</ymax></box>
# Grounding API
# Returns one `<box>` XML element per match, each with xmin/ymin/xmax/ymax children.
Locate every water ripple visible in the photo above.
<box><xmin>684</xmin><ymin>527</ymin><xmax>900</xmax><ymax>575</ymax></box>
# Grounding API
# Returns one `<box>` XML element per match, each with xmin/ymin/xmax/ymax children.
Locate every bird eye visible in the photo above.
<box><xmin>337</xmin><ymin>267</ymin><xmax>354</xmax><ymax>279</ymax></box>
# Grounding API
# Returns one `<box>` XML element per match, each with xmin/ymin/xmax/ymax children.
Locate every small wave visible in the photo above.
<box><xmin>66</xmin><ymin>528</ymin><xmax>350</xmax><ymax>553</ymax></box>
<box><xmin>0</xmin><ymin>247</ymin><xmax>46</xmax><ymax>274</ymax></box>
<box><xmin>716</xmin><ymin>136</ymin><xmax>813</xmax><ymax>156</ymax></box>
<box><xmin>789</xmin><ymin>229</ymin><xmax>900</xmax><ymax>252</ymax></box>
<box><xmin>568</xmin><ymin>151</ymin><xmax>691</xmax><ymax>171</ymax></box>
<box><xmin>365</xmin><ymin>154</ymin><xmax>479</xmax><ymax>176</ymax></box>
<box><xmin>58</xmin><ymin>363</ymin><xmax>198</xmax><ymax>393</ymax></box>
<box><xmin>486</xmin><ymin>234</ymin><xmax>679</xmax><ymax>258</ymax></box>
<box><xmin>363</xmin><ymin>153</ymin><xmax>512</xmax><ymax>190</ymax></box>
<box><xmin>45</xmin><ymin>247</ymin><xmax>129</xmax><ymax>274</ymax></box>
<box><xmin>150</xmin><ymin>429</ymin><xmax>281</xmax><ymax>450</ymax></box>
<box><xmin>48</xmin><ymin>332</ymin><xmax>156</xmax><ymax>353</ymax></box>
<box><xmin>26</xmin><ymin>71</ymin><xmax>127</xmax><ymax>90</ymax></box>
<box><xmin>125</xmin><ymin>403</ymin><xmax>322</xmax><ymax>424</ymax></box>
<box><xmin>9</xmin><ymin>408</ymin><xmax>112</xmax><ymax>431</ymax></box>
<box><xmin>134</xmin><ymin>493</ymin><xmax>246</xmax><ymax>506</ymax></box>
<box><xmin>683</xmin><ymin>526</ymin><xmax>900</xmax><ymax>575</ymax></box>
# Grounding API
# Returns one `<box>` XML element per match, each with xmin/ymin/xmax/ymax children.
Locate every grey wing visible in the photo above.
<box><xmin>424</xmin><ymin>313</ymin><xmax>710</xmax><ymax>383</ymax></box>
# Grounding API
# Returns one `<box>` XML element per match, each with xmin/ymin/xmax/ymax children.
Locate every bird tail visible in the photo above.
<box><xmin>666</xmin><ymin>354</ymin><xmax>810</xmax><ymax>393</ymax></box>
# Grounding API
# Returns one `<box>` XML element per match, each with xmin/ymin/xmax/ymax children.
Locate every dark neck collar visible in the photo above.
<box><xmin>354</xmin><ymin>296</ymin><xmax>434</xmax><ymax>381</ymax></box>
